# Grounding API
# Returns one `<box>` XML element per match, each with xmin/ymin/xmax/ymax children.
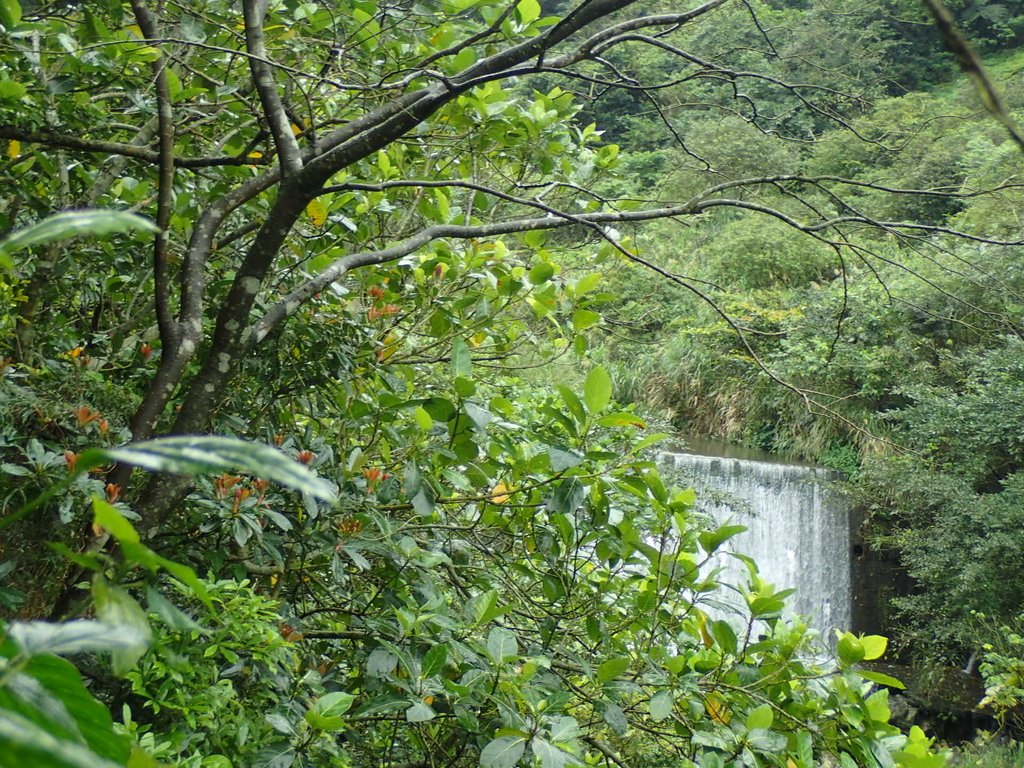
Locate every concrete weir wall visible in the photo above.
<box><xmin>661</xmin><ymin>449</ymin><xmax>853</xmax><ymax>638</ymax></box>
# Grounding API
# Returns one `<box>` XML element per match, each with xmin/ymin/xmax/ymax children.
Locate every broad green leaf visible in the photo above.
<box><xmin>600</xmin><ymin>700</ymin><xmax>627</xmax><ymax>735</ymax></box>
<box><xmin>92</xmin><ymin>498</ymin><xmax>139</xmax><ymax>544</ymax></box>
<box><xmin>486</xmin><ymin>627</ymin><xmax>518</xmax><ymax>664</ymax></box>
<box><xmin>0</xmin><ymin>0</ymin><xmax>22</xmax><ymax>28</ymax></box>
<box><xmin>528</xmin><ymin>261</ymin><xmax>555</xmax><ymax>284</ymax></box>
<box><xmin>709</xmin><ymin>620</ymin><xmax>737</xmax><ymax>656</ymax></box>
<box><xmin>745</xmin><ymin>704</ymin><xmax>773</xmax><ymax>731</ymax></box>
<box><xmin>572</xmin><ymin>309</ymin><xmax>600</xmax><ymax>331</ymax></box>
<box><xmin>80</xmin><ymin>436</ymin><xmax>336</xmax><ymax>503</ymax></box>
<box><xmin>649</xmin><ymin>689</ymin><xmax>674</xmax><ymax>722</ymax></box>
<box><xmin>414</xmin><ymin>406</ymin><xmax>433</xmax><ymax>431</ymax></box>
<box><xmin>7</xmin><ymin>620</ymin><xmax>148</xmax><ymax>658</ymax></box>
<box><xmin>531</xmin><ymin>737</ymin><xmax>570</xmax><ymax>768</ymax></box>
<box><xmin>0</xmin><ymin>654</ymin><xmax>130</xmax><ymax>764</ymax></box>
<box><xmin>548</xmin><ymin>716</ymin><xmax>579</xmax><ymax>744</ymax></box>
<box><xmin>857</xmin><ymin>670</ymin><xmax>906</xmax><ymax>690</ymax></box>
<box><xmin>0</xmin><ymin>210</ymin><xmax>157</xmax><ymax>261</ymax></box>
<box><xmin>314</xmin><ymin>691</ymin><xmax>356</xmax><ymax>718</ymax></box>
<box><xmin>145</xmin><ymin>587</ymin><xmax>202</xmax><ymax>631</ymax></box>
<box><xmin>555</xmin><ymin>385</ymin><xmax>586</xmax><ymax>427</ymax></box>
<box><xmin>0</xmin><ymin>710</ymin><xmax>124</xmax><ymax>768</ymax></box>
<box><xmin>305</xmin><ymin>691</ymin><xmax>355</xmax><ymax>731</ymax></box>
<box><xmin>596</xmin><ymin>412</ymin><xmax>646</xmax><ymax>429</ymax></box>
<box><xmin>835</xmin><ymin>632</ymin><xmax>865</xmax><ymax>667</ymax></box>
<box><xmin>596</xmin><ymin>656</ymin><xmax>629</xmax><ymax>684</ymax></box>
<box><xmin>479</xmin><ymin>735</ymin><xmax>526</xmax><ymax>768</ymax></box>
<box><xmin>451</xmin><ymin>337</ymin><xmax>471</xmax><ymax>378</ymax></box>
<box><xmin>405</xmin><ymin>701</ymin><xmax>436</xmax><ymax>722</ymax></box>
<box><xmin>0</xmin><ymin>80</ymin><xmax>26</xmax><ymax>103</ymax></box>
<box><xmin>583</xmin><ymin>366</ymin><xmax>612</xmax><ymax>413</ymax></box>
<box><xmin>698</xmin><ymin>524</ymin><xmax>747</xmax><ymax>555</ymax></box>
<box><xmin>860</xmin><ymin>634</ymin><xmax>888</xmax><ymax>661</ymax></box>
<box><xmin>91</xmin><ymin>580</ymin><xmax>152</xmax><ymax>674</ymax></box>
<box><xmin>421</xmin><ymin>643</ymin><xmax>448</xmax><ymax>678</ymax></box>
<box><xmin>516</xmin><ymin>0</ymin><xmax>540</xmax><ymax>24</ymax></box>
<box><xmin>573</xmin><ymin>272</ymin><xmax>601</xmax><ymax>296</ymax></box>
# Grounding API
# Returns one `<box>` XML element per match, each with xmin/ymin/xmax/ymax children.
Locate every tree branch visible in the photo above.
<box><xmin>922</xmin><ymin>0</ymin><xmax>1024</xmax><ymax>153</ymax></box>
<box><xmin>242</xmin><ymin>0</ymin><xmax>303</xmax><ymax>176</ymax></box>
<box><xmin>131</xmin><ymin>0</ymin><xmax>177</xmax><ymax>349</ymax></box>
<box><xmin>0</xmin><ymin>125</ymin><xmax>269</xmax><ymax>168</ymax></box>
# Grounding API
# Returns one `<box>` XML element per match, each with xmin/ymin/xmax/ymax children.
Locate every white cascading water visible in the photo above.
<box><xmin>661</xmin><ymin>451</ymin><xmax>851</xmax><ymax>638</ymax></box>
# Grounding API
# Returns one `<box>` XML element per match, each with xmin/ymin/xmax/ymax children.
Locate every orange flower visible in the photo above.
<box><xmin>253</xmin><ymin>478</ymin><xmax>270</xmax><ymax>493</ymax></box>
<box><xmin>140</xmin><ymin>343</ymin><xmax>153</xmax><ymax>362</ymax></box>
<box><xmin>215</xmin><ymin>474</ymin><xmax>242</xmax><ymax>498</ymax></box>
<box><xmin>368</xmin><ymin>304</ymin><xmax>400</xmax><ymax>321</ymax></box>
<box><xmin>97</xmin><ymin>419</ymin><xmax>109</xmax><ymax>436</ymax></box>
<box><xmin>297</xmin><ymin>450</ymin><xmax>314</xmax><ymax>465</ymax></box>
<box><xmin>64</xmin><ymin>450</ymin><xmax>79</xmax><ymax>473</ymax></box>
<box><xmin>232</xmin><ymin>486</ymin><xmax>252</xmax><ymax>513</ymax></box>
<box><xmin>74</xmin><ymin>406</ymin><xmax>99</xmax><ymax>428</ymax></box>
<box><xmin>274</xmin><ymin>433</ymin><xmax>285</xmax><ymax>446</ymax></box>
<box><xmin>363</xmin><ymin>467</ymin><xmax>385</xmax><ymax>489</ymax></box>
<box><xmin>105</xmin><ymin>483</ymin><xmax>121</xmax><ymax>503</ymax></box>
<box><xmin>338</xmin><ymin>517</ymin><xmax>363</xmax><ymax>535</ymax></box>
<box><xmin>368</xmin><ymin>285</ymin><xmax>385</xmax><ymax>299</ymax></box>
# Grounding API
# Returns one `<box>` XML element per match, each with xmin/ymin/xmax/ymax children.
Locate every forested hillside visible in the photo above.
<box><xmin>591</xmin><ymin>0</ymin><xmax>1024</xmax><ymax>686</ymax></box>
<box><xmin>1</xmin><ymin>0</ymin><xmax>1023</xmax><ymax>766</ymax></box>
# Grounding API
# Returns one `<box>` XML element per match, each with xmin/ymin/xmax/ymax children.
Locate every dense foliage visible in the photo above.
<box><xmin>1</xmin><ymin>0</ymin><xmax>1022</xmax><ymax>765</ymax></box>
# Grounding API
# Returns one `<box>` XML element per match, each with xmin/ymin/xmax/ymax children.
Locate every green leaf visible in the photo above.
<box><xmin>421</xmin><ymin>643</ymin><xmax>448</xmax><ymax>678</ymax></box>
<box><xmin>1</xmin><ymin>653</ymin><xmax>130</xmax><ymax>763</ymax></box>
<box><xmin>528</xmin><ymin>261</ymin><xmax>555</xmax><ymax>284</ymax></box>
<box><xmin>600</xmin><ymin>701</ymin><xmax>627</xmax><ymax>735</ymax></box>
<box><xmin>305</xmin><ymin>691</ymin><xmax>356</xmax><ymax>731</ymax></box>
<box><xmin>555</xmin><ymin>385</ymin><xmax>586</xmax><ymax>427</ymax></box>
<box><xmin>91</xmin><ymin>580</ymin><xmax>152</xmax><ymax>675</ymax></box>
<box><xmin>486</xmin><ymin>627</ymin><xmax>518</xmax><ymax>664</ymax></box>
<box><xmin>835</xmin><ymin>631</ymin><xmax>865</xmax><ymax>667</ymax></box>
<box><xmin>414</xmin><ymin>406</ymin><xmax>433</xmax><ymax>431</ymax></box>
<box><xmin>405</xmin><ymin>701</ymin><xmax>436</xmax><ymax>722</ymax></box>
<box><xmin>0</xmin><ymin>210</ymin><xmax>157</xmax><ymax>261</ymax></box>
<box><xmin>860</xmin><ymin>634</ymin><xmax>888</xmax><ymax>661</ymax></box>
<box><xmin>451</xmin><ymin>337</ymin><xmax>471</xmax><ymax>378</ymax></box>
<box><xmin>857</xmin><ymin>670</ymin><xmax>906</xmax><ymax>690</ymax></box>
<box><xmin>572</xmin><ymin>309</ymin><xmax>601</xmax><ymax>331</ymax></box>
<box><xmin>745</xmin><ymin>704</ymin><xmax>773</xmax><ymax>731</ymax></box>
<box><xmin>0</xmin><ymin>80</ymin><xmax>25</xmax><ymax>103</ymax></box>
<box><xmin>596</xmin><ymin>656</ymin><xmax>629</xmax><ymax>684</ymax></box>
<box><xmin>531</xmin><ymin>737</ymin><xmax>570</xmax><ymax>768</ymax></box>
<box><xmin>548</xmin><ymin>716</ymin><xmax>579</xmax><ymax>744</ymax></box>
<box><xmin>595</xmin><ymin>412</ymin><xmax>646</xmax><ymax>429</ymax></box>
<box><xmin>80</xmin><ymin>436</ymin><xmax>336</xmax><ymax>503</ymax></box>
<box><xmin>0</xmin><ymin>710</ymin><xmax>124</xmax><ymax>768</ymax></box>
<box><xmin>479</xmin><ymin>735</ymin><xmax>526</xmax><ymax>768</ymax></box>
<box><xmin>649</xmin><ymin>689</ymin><xmax>674</xmax><ymax>722</ymax></box>
<box><xmin>92</xmin><ymin>498</ymin><xmax>139</xmax><ymax>544</ymax></box>
<box><xmin>583</xmin><ymin>366</ymin><xmax>612</xmax><ymax>414</ymax></box>
<box><xmin>515</xmin><ymin>0</ymin><xmax>540</xmax><ymax>24</ymax></box>
<box><xmin>709</xmin><ymin>620</ymin><xmax>737</xmax><ymax>656</ymax></box>
<box><xmin>7</xmin><ymin>620</ymin><xmax>148</xmax><ymax>658</ymax></box>
<box><xmin>698</xmin><ymin>524</ymin><xmax>747</xmax><ymax>555</ymax></box>
<box><xmin>0</xmin><ymin>0</ymin><xmax>22</xmax><ymax>28</ymax></box>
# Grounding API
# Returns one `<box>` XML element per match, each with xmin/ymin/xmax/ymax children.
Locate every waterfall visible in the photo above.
<box><xmin>661</xmin><ymin>450</ymin><xmax>851</xmax><ymax>638</ymax></box>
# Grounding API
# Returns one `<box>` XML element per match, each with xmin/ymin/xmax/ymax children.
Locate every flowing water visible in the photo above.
<box><xmin>661</xmin><ymin>449</ymin><xmax>851</xmax><ymax>637</ymax></box>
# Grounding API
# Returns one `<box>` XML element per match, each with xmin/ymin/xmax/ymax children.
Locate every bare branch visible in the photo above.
<box><xmin>131</xmin><ymin>0</ymin><xmax>177</xmax><ymax>349</ymax></box>
<box><xmin>242</xmin><ymin>0</ymin><xmax>303</xmax><ymax>175</ymax></box>
<box><xmin>0</xmin><ymin>125</ymin><xmax>271</xmax><ymax>168</ymax></box>
<box><xmin>922</xmin><ymin>0</ymin><xmax>1024</xmax><ymax>153</ymax></box>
